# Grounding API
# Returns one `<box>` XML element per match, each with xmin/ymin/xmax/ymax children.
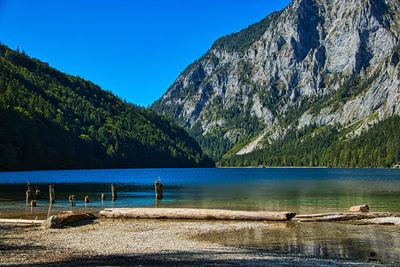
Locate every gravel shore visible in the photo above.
<box><xmin>0</xmin><ymin>218</ymin><xmax>382</xmax><ymax>266</ymax></box>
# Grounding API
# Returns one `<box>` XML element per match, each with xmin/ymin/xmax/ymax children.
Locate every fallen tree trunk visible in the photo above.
<box><xmin>293</xmin><ymin>212</ymin><xmax>396</xmax><ymax>222</ymax></box>
<box><xmin>99</xmin><ymin>208</ymin><xmax>296</xmax><ymax>221</ymax></box>
<box><xmin>43</xmin><ymin>212</ymin><xmax>96</xmax><ymax>228</ymax></box>
<box><xmin>0</xmin><ymin>218</ymin><xmax>44</xmax><ymax>225</ymax></box>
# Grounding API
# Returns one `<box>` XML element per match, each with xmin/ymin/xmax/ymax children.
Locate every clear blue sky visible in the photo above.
<box><xmin>0</xmin><ymin>0</ymin><xmax>291</xmax><ymax>106</ymax></box>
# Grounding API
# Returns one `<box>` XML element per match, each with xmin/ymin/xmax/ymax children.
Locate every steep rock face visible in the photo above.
<box><xmin>153</xmin><ymin>0</ymin><xmax>400</xmax><ymax>160</ymax></box>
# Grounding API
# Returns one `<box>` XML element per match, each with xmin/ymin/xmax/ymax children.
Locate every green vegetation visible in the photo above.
<box><xmin>211</xmin><ymin>11</ymin><xmax>282</xmax><ymax>53</ymax></box>
<box><xmin>0</xmin><ymin>44</ymin><xmax>213</xmax><ymax>171</ymax></box>
<box><xmin>188</xmin><ymin>122</ymin><xmax>232</xmax><ymax>160</ymax></box>
<box><xmin>219</xmin><ymin>116</ymin><xmax>400</xmax><ymax>168</ymax></box>
<box><xmin>196</xmin><ymin>105</ymin><xmax>263</xmax><ymax>160</ymax></box>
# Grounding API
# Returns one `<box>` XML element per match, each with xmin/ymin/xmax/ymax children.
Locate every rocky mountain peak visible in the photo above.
<box><xmin>153</xmin><ymin>0</ymin><xmax>400</xmax><ymax>162</ymax></box>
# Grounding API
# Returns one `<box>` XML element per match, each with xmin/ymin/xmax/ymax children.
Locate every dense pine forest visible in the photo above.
<box><xmin>0</xmin><ymin>44</ymin><xmax>213</xmax><ymax>171</ymax></box>
<box><xmin>218</xmin><ymin>115</ymin><xmax>400</xmax><ymax>168</ymax></box>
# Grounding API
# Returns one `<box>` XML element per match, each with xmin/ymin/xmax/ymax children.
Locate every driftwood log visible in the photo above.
<box><xmin>293</xmin><ymin>212</ymin><xmax>397</xmax><ymax>222</ymax></box>
<box><xmin>43</xmin><ymin>212</ymin><xmax>96</xmax><ymax>228</ymax></box>
<box><xmin>0</xmin><ymin>218</ymin><xmax>44</xmax><ymax>225</ymax></box>
<box><xmin>99</xmin><ymin>208</ymin><xmax>296</xmax><ymax>221</ymax></box>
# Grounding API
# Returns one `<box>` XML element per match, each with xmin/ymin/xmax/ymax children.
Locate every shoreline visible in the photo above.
<box><xmin>0</xmin><ymin>218</ymin><xmax>383</xmax><ymax>266</ymax></box>
<box><xmin>2</xmin><ymin>166</ymin><xmax>399</xmax><ymax>173</ymax></box>
<box><xmin>2</xmin><ymin>217</ymin><xmax>399</xmax><ymax>266</ymax></box>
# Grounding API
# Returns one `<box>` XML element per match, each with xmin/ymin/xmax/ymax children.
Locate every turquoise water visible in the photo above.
<box><xmin>1</xmin><ymin>168</ymin><xmax>400</xmax><ymax>218</ymax></box>
<box><xmin>1</xmin><ymin>168</ymin><xmax>400</xmax><ymax>263</ymax></box>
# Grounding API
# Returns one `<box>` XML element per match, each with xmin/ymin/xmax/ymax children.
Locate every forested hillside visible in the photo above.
<box><xmin>0</xmin><ymin>44</ymin><xmax>213</xmax><ymax>171</ymax></box>
<box><xmin>219</xmin><ymin>115</ymin><xmax>400</xmax><ymax>168</ymax></box>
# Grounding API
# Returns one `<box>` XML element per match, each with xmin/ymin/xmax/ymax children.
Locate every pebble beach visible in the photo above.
<box><xmin>0</xmin><ymin>218</ymin><xmax>386</xmax><ymax>266</ymax></box>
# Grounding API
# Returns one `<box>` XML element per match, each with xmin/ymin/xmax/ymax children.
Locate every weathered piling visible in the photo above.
<box><xmin>49</xmin><ymin>185</ymin><xmax>55</xmax><ymax>203</ymax></box>
<box><xmin>30</xmin><ymin>200</ymin><xmax>37</xmax><ymax>207</ymax></box>
<box><xmin>68</xmin><ymin>195</ymin><xmax>76</xmax><ymax>206</ymax></box>
<box><xmin>155</xmin><ymin>181</ymin><xmax>163</xmax><ymax>199</ymax></box>
<box><xmin>26</xmin><ymin>182</ymin><xmax>35</xmax><ymax>204</ymax></box>
<box><xmin>35</xmin><ymin>189</ymin><xmax>41</xmax><ymax>199</ymax></box>
<box><xmin>26</xmin><ymin>190</ymin><xmax>34</xmax><ymax>204</ymax></box>
<box><xmin>111</xmin><ymin>184</ymin><xmax>117</xmax><ymax>200</ymax></box>
<box><xmin>27</xmin><ymin>182</ymin><xmax>34</xmax><ymax>193</ymax></box>
<box><xmin>84</xmin><ymin>195</ymin><xmax>90</xmax><ymax>204</ymax></box>
<box><xmin>101</xmin><ymin>193</ymin><xmax>106</xmax><ymax>201</ymax></box>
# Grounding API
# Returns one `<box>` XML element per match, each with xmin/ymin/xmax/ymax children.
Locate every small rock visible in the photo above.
<box><xmin>350</xmin><ymin>204</ymin><xmax>369</xmax><ymax>212</ymax></box>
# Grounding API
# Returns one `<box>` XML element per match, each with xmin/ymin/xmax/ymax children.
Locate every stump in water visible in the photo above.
<box><xmin>26</xmin><ymin>190</ymin><xmax>34</xmax><ymax>204</ymax></box>
<box><xmin>30</xmin><ymin>200</ymin><xmax>37</xmax><ymax>207</ymax></box>
<box><xmin>35</xmin><ymin>189</ymin><xmax>41</xmax><ymax>199</ymax></box>
<box><xmin>49</xmin><ymin>185</ymin><xmax>55</xmax><ymax>203</ymax></box>
<box><xmin>111</xmin><ymin>184</ymin><xmax>117</xmax><ymax>200</ymax></box>
<box><xmin>26</xmin><ymin>182</ymin><xmax>35</xmax><ymax>203</ymax></box>
<box><xmin>84</xmin><ymin>195</ymin><xmax>89</xmax><ymax>204</ymax></box>
<box><xmin>101</xmin><ymin>193</ymin><xmax>106</xmax><ymax>201</ymax></box>
<box><xmin>68</xmin><ymin>195</ymin><xmax>76</xmax><ymax>206</ymax></box>
<box><xmin>155</xmin><ymin>181</ymin><xmax>163</xmax><ymax>199</ymax></box>
<box><xmin>27</xmin><ymin>182</ymin><xmax>34</xmax><ymax>194</ymax></box>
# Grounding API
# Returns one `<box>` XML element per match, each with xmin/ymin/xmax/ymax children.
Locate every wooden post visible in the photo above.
<box><xmin>27</xmin><ymin>182</ymin><xmax>34</xmax><ymax>194</ymax></box>
<box><xmin>154</xmin><ymin>199</ymin><xmax>162</xmax><ymax>207</ymax></box>
<box><xmin>26</xmin><ymin>182</ymin><xmax>35</xmax><ymax>203</ymax></box>
<box><xmin>35</xmin><ymin>189</ymin><xmax>41</xmax><ymax>199</ymax></box>
<box><xmin>49</xmin><ymin>185</ymin><xmax>55</xmax><ymax>204</ymax></box>
<box><xmin>111</xmin><ymin>184</ymin><xmax>117</xmax><ymax>200</ymax></box>
<box><xmin>30</xmin><ymin>200</ymin><xmax>37</xmax><ymax>207</ymax></box>
<box><xmin>84</xmin><ymin>195</ymin><xmax>89</xmax><ymax>204</ymax></box>
<box><xmin>68</xmin><ymin>195</ymin><xmax>75</xmax><ymax>206</ymax></box>
<box><xmin>26</xmin><ymin>190</ymin><xmax>33</xmax><ymax>204</ymax></box>
<box><xmin>155</xmin><ymin>181</ymin><xmax>163</xmax><ymax>199</ymax></box>
<box><xmin>101</xmin><ymin>193</ymin><xmax>106</xmax><ymax>201</ymax></box>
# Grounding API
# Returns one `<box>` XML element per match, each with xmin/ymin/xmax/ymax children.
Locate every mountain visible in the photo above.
<box><xmin>0</xmin><ymin>44</ymin><xmax>213</xmax><ymax>171</ymax></box>
<box><xmin>152</xmin><ymin>0</ymin><xmax>400</xmax><ymax>167</ymax></box>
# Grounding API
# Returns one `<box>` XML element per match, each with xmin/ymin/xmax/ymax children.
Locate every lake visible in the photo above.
<box><xmin>1</xmin><ymin>168</ymin><xmax>400</xmax><ymax>216</ymax></box>
<box><xmin>1</xmin><ymin>168</ymin><xmax>400</xmax><ymax>263</ymax></box>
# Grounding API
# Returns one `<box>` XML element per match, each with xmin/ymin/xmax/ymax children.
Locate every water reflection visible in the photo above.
<box><xmin>196</xmin><ymin>222</ymin><xmax>400</xmax><ymax>264</ymax></box>
<box><xmin>1</xmin><ymin>168</ymin><xmax>400</xmax><ymax>219</ymax></box>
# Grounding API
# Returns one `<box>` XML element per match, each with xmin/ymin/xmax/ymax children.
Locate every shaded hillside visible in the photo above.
<box><xmin>0</xmin><ymin>44</ymin><xmax>213</xmax><ymax>171</ymax></box>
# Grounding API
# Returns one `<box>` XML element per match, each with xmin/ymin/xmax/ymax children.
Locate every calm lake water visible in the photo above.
<box><xmin>1</xmin><ymin>168</ymin><xmax>400</xmax><ymax>263</ymax></box>
<box><xmin>1</xmin><ymin>168</ymin><xmax>400</xmax><ymax>216</ymax></box>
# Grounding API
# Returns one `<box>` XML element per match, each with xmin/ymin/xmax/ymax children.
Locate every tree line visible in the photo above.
<box><xmin>218</xmin><ymin>116</ymin><xmax>400</xmax><ymax>168</ymax></box>
<box><xmin>0</xmin><ymin>43</ymin><xmax>213</xmax><ymax>171</ymax></box>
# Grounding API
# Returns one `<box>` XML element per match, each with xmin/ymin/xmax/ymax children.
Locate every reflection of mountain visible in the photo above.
<box><xmin>153</xmin><ymin>0</ymin><xmax>400</xmax><ymax>168</ymax></box>
<box><xmin>197</xmin><ymin>222</ymin><xmax>400</xmax><ymax>263</ymax></box>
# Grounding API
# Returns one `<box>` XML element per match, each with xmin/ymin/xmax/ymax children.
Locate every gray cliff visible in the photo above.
<box><xmin>153</xmin><ymin>0</ymin><xmax>400</xmax><ymax>159</ymax></box>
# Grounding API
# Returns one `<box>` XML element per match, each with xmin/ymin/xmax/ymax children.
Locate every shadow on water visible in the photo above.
<box><xmin>195</xmin><ymin>221</ymin><xmax>400</xmax><ymax>264</ymax></box>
